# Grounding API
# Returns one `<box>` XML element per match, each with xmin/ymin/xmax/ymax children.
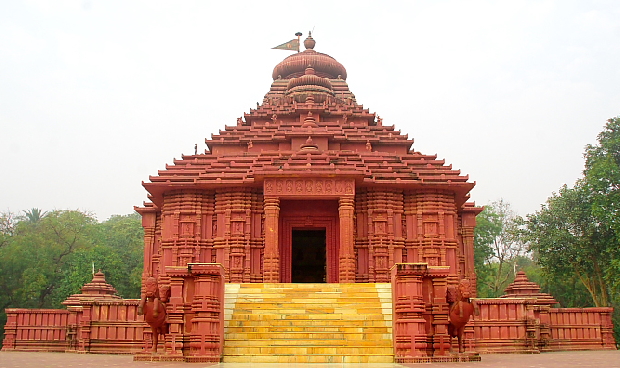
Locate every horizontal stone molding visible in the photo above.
<box><xmin>264</xmin><ymin>178</ymin><xmax>355</xmax><ymax>197</ymax></box>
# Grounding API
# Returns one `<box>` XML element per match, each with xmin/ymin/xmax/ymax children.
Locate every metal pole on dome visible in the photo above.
<box><xmin>295</xmin><ymin>32</ymin><xmax>302</xmax><ymax>52</ymax></box>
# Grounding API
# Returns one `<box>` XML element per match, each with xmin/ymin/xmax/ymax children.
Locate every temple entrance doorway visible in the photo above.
<box><xmin>278</xmin><ymin>199</ymin><xmax>339</xmax><ymax>283</ymax></box>
<box><xmin>291</xmin><ymin>229</ymin><xmax>326</xmax><ymax>283</ymax></box>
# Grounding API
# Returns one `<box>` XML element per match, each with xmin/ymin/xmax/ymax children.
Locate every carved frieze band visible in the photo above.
<box><xmin>264</xmin><ymin>178</ymin><xmax>355</xmax><ymax>197</ymax></box>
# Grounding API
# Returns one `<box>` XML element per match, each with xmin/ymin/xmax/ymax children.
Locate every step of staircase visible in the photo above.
<box><xmin>223</xmin><ymin>283</ymin><xmax>393</xmax><ymax>363</ymax></box>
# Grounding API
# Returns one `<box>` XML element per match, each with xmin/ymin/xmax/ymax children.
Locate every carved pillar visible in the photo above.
<box><xmin>391</xmin><ymin>263</ymin><xmax>429</xmax><ymax>362</ymax></box>
<box><xmin>600</xmin><ymin>308</ymin><xmax>617</xmax><ymax>349</ymax></box>
<box><xmin>460</xmin><ymin>203</ymin><xmax>480</xmax><ymax>290</ymax></box>
<box><xmin>534</xmin><ymin>305</ymin><xmax>552</xmax><ymax>352</ymax></box>
<box><xmin>64</xmin><ymin>306</ymin><xmax>82</xmax><ymax>352</ymax></box>
<box><xmin>427</xmin><ymin>266</ymin><xmax>451</xmax><ymax>356</ymax></box>
<box><xmin>187</xmin><ymin>263</ymin><xmax>225</xmax><ymax>362</ymax></box>
<box><xmin>140</xmin><ymin>210</ymin><xmax>157</xmax><ymax>278</ymax></box>
<box><xmin>338</xmin><ymin>197</ymin><xmax>356</xmax><ymax>283</ymax></box>
<box><xmin>77</xmin><ymin>304</ymin><xmax>92</xmax><ymax>352</ymax></box>
<box><xmin>354</xmin><ymin>190</ymin><xmax>370</xmax><ymax>282</ymax></box>
<box><xmin>263</xmin><ymin>197</ymin><xmax>280</xmax><ymax>282</ymax></box>
<box><xmin>164</xmin><ymin>267</ymin><xmax>187</xmax><ymax>357</ymax></box>
<box><xmin>250</xmin><ymin>191</ymin><xmax>265</xmax><ymax>282</ymax></box>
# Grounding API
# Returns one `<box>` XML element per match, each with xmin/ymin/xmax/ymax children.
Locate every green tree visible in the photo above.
<box><xmin>474</xmin><ymin>205</ymin><xmax>500</xmax><ymax>296</ymax></box>
<box><xmin>11</xmin><ymin>210</ymin><xmax>98</xmax><ymax>308</ymax></box>
<box><xmin>21</xmin><ymin>208</ymin><xmax>48</xmax><ymax>224</ymax></box>
<box><xmin>582</xmin><ymin>117</ymin><xmax>620</xmax><ymax>296</ymax></box>
<box><xmin>0</xmin><ymin>210</ymin><xmax>17</xmax><ymax>248</ymax></box>
<box><xmin>93</xmin><ymin>213</ymin><xmax>143</xmax><ymax>298</ymax></box>
<box><xmin>524</xmin><ymin>117</ymin><xmax>620</xmax><ymax>342</ymax></box>
<box><xmin>584</xmin><ymin>117</ymin><xmax>620</xmax><ymax>233</ymax></box>
<box><xmin>474</xmin><ymin>200</ymin><xmax>528</xmax><ymax>297</ymax></box>
<box><xmin>525</xmin><ymin>182</ymin><xmax>614</xmax><ymax>307</ymax></box>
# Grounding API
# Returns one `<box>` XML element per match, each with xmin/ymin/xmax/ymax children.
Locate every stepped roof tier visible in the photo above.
<box><xmin>141</xmin><ymin>35</ymin><xmax>474</xmax><ymax>209</ymax></box>
<box><xmin>501</xmin><ymin>271</ymin><xmax>558</xmax><ymax>306</ymax></box>
<box><xmin>62</xmin><ymin>271</ymin><xmax>121</xmax><ymax>306</ymax></box>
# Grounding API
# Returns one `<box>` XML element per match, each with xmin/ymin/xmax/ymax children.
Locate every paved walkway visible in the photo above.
<box><xmin>1</xmin><ymin>351</ymin><xmax>620</xmax><ymax>368</ymax></box>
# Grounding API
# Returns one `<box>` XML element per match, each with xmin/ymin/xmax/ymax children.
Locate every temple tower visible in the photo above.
<box><xmin>136</xmin><ymin>34</ymin><xmax>481</xmax><ymax>287</ymax></box>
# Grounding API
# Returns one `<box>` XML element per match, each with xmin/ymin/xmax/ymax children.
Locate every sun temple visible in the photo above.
<box><xmin>137</xmin><ymin>33</ymin><xmax>480</xmax><ymax>286</ymax></box>
<box><xmin>2</xmin><ymin>34</ymin><xmax>615</xmax><ymax>363</ymax></box>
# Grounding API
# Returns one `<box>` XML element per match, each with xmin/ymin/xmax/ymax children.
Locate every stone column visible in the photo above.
<box><xmin>391</xmin><ymin>263</ymin><xmax>429</xmax><ymax>362</ymax></box>
<box><xmin>77</xmin><ymin>304</ymin><xmax>92</xmax><ymax>353</ymax></box>
<box><xmin>263</xmin><ymin>197</ymin><xmax>280</xmax><ymax>282</ymax></box>
<box><xmin>338</xmin><ymin>197</ymin><xmax>356</xmax><ymax>283</ymax></box>
<box><xmin>461</xmin><ymin>204</ymin><xmax>482</xmax><ymax>292</ymax></box>
<box><xmin>140</xmin><ymin>211</ymin><xmax>157</xmax><ymax>278</ymax></box>
<box><xmin>600</xmin><ymin>308</ymin><xmax>617</xmax><ymax>349</ymax></box>
<box><xmin>187</xmin><ymin>263</ymin><xmax>225</xmax><ymax>363</ymax></box>
<box><xmin>164</xmin><ymin>267</ymin><xmax>187</xmax><ymax>357</ymax></box>
<box><xmin>427</xmin><ymin>266</ymin><xmax>451</xmax><ymax>356</ymax></box>
<box><xmin>1</xmin><ymin>309</ymin><xmax>17</xmax><ymax>350</ymax></box>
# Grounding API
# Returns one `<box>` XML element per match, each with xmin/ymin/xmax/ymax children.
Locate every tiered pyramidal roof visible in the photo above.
<box><xmin>142</xmin><ymin>34</ymin><xmax>474</xmax><ymax>207</ymax></box>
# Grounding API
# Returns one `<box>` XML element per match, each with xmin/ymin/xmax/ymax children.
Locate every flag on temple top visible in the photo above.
<box><xmin>272</xmin><ymin>38</ymin><xmax>300</xmax><ymax>52</ymax></box>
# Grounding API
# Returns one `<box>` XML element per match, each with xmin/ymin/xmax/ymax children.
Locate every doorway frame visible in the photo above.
<box><xmin>279</xmin><ymin>202</ymin><xmax>339</xmax><ymax>283</ymax></box>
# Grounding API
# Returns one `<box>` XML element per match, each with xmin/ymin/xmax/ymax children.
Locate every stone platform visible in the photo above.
<box><xmin>2</xmin><ymin>350</ymin><xmax>620</xmax><ymax>367</ymax></box>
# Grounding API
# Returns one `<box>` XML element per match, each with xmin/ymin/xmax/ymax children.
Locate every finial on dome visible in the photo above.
<box><xmin>304</xmin><ymin>31</ymin><xmax>316</xmax><ymax>50</ymax></box>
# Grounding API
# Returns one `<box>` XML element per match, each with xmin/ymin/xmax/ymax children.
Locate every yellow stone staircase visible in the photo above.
<box><xmin>223</xmin><ymin>283</ymin><xmax>393</xmax><ymax>363</ymax></box>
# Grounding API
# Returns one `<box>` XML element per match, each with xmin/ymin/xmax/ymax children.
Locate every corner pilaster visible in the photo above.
<box><xmin>339</xmin><ymin>197</ymin><xmax>356</xmax><ymax>283</ymax></box>
<box><xmin>263</xmin><ymin>197</ymin><xmax>280</xmax><ymax>282</ymax></box>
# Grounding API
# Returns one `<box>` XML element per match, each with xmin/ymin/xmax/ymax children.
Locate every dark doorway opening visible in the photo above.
<box><xmin>291</xmin><ymin>229</ymin><xmax>326</xmax><ymax>283</ymax></box>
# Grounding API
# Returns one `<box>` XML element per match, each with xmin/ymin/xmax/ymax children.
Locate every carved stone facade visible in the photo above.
<box><xmin>135</xmin><ymin>34</ymin><xmax>481</xmax><ymax>288</ymax></box>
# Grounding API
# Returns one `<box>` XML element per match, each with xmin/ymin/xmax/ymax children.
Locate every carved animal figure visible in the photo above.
<box><xmin>137</xmin><ymin>277</ymin><xmax>170</xmax><ymax>353</ymax></box>
<box><xmin>447</xmin><ymin>278</ymin><xmax>479</xmax><ymax>353</ymax></box>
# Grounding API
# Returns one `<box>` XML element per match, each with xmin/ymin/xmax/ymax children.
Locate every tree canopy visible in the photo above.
<box><xmin>523</xmin><ymin>117</ymin><xmax>620</xmax><ymax>341</ymax></box>
<box><xmin>524</xmin><ymin>117</ymin><xmax>620</xmax><ymax>308</ymax></box>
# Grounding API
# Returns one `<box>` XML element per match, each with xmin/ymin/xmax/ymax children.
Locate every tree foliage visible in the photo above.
<box><xmin>21</xmin><ymin>208</ymin><xmax>48</xmax><ymax>224</ymax></box>
<box><xmin>525</xmin><ymin>182</ymin><xmax>614</xmax><ymax>307</ymax></box>
<box><xmin>524</xmin><ymin>117</ymin><xmax>620</xmax><ymax>342</ymax></box>
<box><xmin>474</xmin><ymin>199</ymin><xmax>528</xmax><ymax>297</ymax></box>
<box><xmin>524</xmin><ymin>117</ymin><xmax>620</xmax><ymax>309</ymax></box>
<box><xmin>0</xmin><ymin>211</ymin><xmax>18</xmax><ymax>248</ymax></box>
<box><xmin>584</xmin><ymin>117</ymin><xmax>620</xmax><ymax>232</ymax></box>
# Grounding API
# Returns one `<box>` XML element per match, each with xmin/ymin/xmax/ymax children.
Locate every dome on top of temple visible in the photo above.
<box><xmin>272</xmin><ymin>33</ymin><xmax>347</xmax><ymax>80</ymax></box>
<box><xmin>286</xmin><ymin>66</ymin><xmax>333</xmax><ymax>91</ymax></box>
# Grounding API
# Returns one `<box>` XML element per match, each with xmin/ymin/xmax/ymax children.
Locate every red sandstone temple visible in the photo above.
<box><xmin>137</xmin><ymin>33</ymin><xmax>480</xmax><ymax>286</ymax></box>
<box><xmin>2</xmin><ymin>34</ymin><xmax>615</xmax><ymax>363</ymax></box>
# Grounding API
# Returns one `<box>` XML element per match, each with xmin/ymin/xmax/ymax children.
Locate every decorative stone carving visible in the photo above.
<box><xmin>264</xmin><ymin>178</ymin><xmax>355</xmax><ymax>197</ymax></box>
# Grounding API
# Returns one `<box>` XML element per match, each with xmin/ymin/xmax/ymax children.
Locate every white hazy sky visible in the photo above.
<box><xmin>1</xmin><ymin>1</ymin><xmax>618</xmax><ymax>221</ymax></box>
